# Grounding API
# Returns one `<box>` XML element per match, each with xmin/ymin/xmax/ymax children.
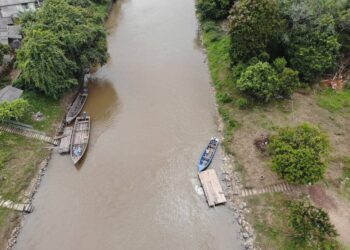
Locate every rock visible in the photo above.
<box><xmin>242</xmin><ymin>232</ymin><xmax>249</xmax><ymax>239</ymax></box>
<box><xmin>239</xmin><ymin>202</ymin><xmax>247</xmax><ymax>210</ymax></box>
<box><xmin>238</xmin><ymin>218</ymin><xmax>242</xmax><ymax>225</ymax></box>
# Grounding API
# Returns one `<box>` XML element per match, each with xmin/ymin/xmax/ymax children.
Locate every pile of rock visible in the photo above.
<box><xmin>222</xmin><ymin>155</ymin><xmax>259</xmax><ymax>250</ymax></box>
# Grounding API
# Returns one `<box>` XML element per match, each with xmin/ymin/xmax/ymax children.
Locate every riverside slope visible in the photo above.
<box><xmin>13</xmin><ymin>1</ymin><xmax>242</xmax><ymax>249</ymax></box>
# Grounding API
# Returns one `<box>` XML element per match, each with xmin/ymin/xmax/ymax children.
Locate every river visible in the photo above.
<box><xmin>14</xmin><ymin>1</ymin><xmax>242</xmax><ymax>249</ymax></box>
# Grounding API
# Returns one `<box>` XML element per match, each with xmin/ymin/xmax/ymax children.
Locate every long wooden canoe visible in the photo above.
<box><xmin>198</xmin><ymin>137</ymin><xmax>219</xmax><ymax>172</ymax></box>
<box><xmin>66</xmin><ymin>92</ymin><xmax>88</xmax><ymax>124</ymax></box>
<box><xmin>70</xmin><ymin>114</ymin><xmax>90</xmax><ymax>165</ymax></box>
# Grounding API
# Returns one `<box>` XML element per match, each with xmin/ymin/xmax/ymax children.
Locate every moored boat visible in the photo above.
<box><xmin>66</xmin><ymin>91</ymin><xmax>88</xmax><ymax>124</ymax></box>
<box><xmin>198</xmin><ymin>137</ymin><xmax>219</xmax><ymax>172</ymax></box>
<box><xmin>70</xmin><ymin>113</ymin><xmax>90</xmax><ymax>165</ymax></box>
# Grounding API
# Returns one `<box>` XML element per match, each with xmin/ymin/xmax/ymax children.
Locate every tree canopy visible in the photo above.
<box><xmin>269</xmin><ymin>124</ymin><xmax>330</xmax><ymax>184</ymax></box>
<box><xmin>228</xmin><ymin>0</ymin><xmax>285</xmax><ymax>63</ymax></box>
<box><xmin>15</xmin><ymin>0</ymin><xmax>108</xmax><ymax>98</ymax></box>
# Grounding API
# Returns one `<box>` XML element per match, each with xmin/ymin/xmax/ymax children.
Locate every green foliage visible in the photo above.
<box><xmin>0</xmin><ymin>44</ymin><xmax>10</xmax><ymax>63</ymax></box>
<box><xmin>289</xmin><ymin>201</ymin><xmax>338</xmax><ymax>249</ymax></box>
<box><xmin>16</xmin><ymin>0</ymin><xmax>108</xmax><ymax>98</ymax></box>
<box><xmin>16</xmin><ymin>29</ymin><xmax>78</xmax><ymax>98</ymax></box>
<box><xmin>269</xmin><ymin>123</ymin><xmax>330</xmax><ymax>184</ymax></box>
<box><xmin>228</xmin><ymin>0</ymin><xmax>285</xmax><ymax>63</ymax></box>
<box><xmin>196</xmin><ymin>0</ymin><xmax>235</xmax><ymax>20</ymax></box>
<box><xmin>236</xmin><ymin>58</ymin><xmax>299</xmax><ymax>102</ymax></box>
<box><xmin>236</xmin><ymin>97</ymin><xmax>248</xmax><ymax>109</ymax></box>
<box><xmin>287</xmin><ymin>15</ymin><xmax>340</xmax><ymax>81</ymax></box>
<box><xmin>278</xmin><ymin>0</ymin><xmax>341</xmax><ymax>82</ymax></box>
<box><xmin>0</xmin><ymin>99</ymin><xmax>30</xmax><ymax>122</ymax></box>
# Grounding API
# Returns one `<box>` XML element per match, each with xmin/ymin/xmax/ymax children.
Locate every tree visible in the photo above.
<box><xmin>16</xmin><ymin>0</ymin><xmax>108</xmax><ymax>98</ymax></box>
<box><xmin>16</xmin><ymin>29</ymin><xmax>78</xmax><ymax>98</ymax></box>
<box><xmin>278</xmin><ymin>0</ymin><xmax>341</xmax><ymax>81</ymax></box>
<box><xmin>228</xmin><ymin>0</ymin><xmax>285</xmax><ymax>63</ymax></box>
<box><xmin>0</xmin><ymin>99</ymin><xmax>30</xmax><ymax>122</ymax></box>
<box><xmin>196</xmin><ymin>0</ymin><xmax>235</xmax><ymax>20</ymax></box>
<box><xmin>236</xmin><ymin>58</ymin><xmax>299</xmax><ymax>102</ymax></box>
<box><xmin>269</xmin><ymin>124</ymin><xmax>330</xmax><ymax>184</ymax></box>
<box><xmin>289</xmin><ymin>201</ymin><xmax>338</xmax><ymax>249</ymax></box>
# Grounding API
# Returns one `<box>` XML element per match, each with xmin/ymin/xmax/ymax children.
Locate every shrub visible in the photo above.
<box><xmin>228</xmin><ymin>0</ymin><xmax>285</xmax><ymax>63</ymax></box>
<box><xmin>236</xmin><ymin>61</ymin><xmax>278</xmax><ymax>102</ymax></box>
<box><xmin>236</xmin><ymin>97</ymin><xmax>248</xmax><ymax>109</ymax></box>
<box><xmin>289</xmin><ymin>201</ymin><xmax>338</xmax><ymax>249</ymax></box>
<box><xmin>0</xmin><ymin>44</ymin><xmax>10</xmax><ymax>63</ymax></box>
<box><xmin>0</xmin><ymin>99</ymin><xmax>30</xmax><ymax>122</ymax></box>
<box><xmin>236</xmin><ymin>59</ymin><xmax>299</xmax><ymax>102</ymax></box>
<box><xmin>217</xmin><ymin>92</ymin><xmax>233</xmax><ymax>104</ymax></box>
<box><xmin>196</xmin><ymin>0</ymin><xmax>235</xmax><ymax>20</ymax></box>
<box><xmin>269</xmin><ymin>123</ymin><xmax>329</xmax><ymax>184</ymax></box>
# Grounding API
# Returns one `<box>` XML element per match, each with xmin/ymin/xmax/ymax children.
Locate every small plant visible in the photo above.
<box><xmin>269</xmin><ymin>123</ymin><xmax>329</xmax><ymax>184</ymax></box>
<box><xmin>217</xmin><ymin>92</ymin><xmax>232</xmax><ymax>104</ymax></box>
<box><xmin>289</xmin><ymin>201</ymin><xmax>338</xmax><ymax>249</ymax></box>
<box><xmin>236</xmin><ymin>97</ymin><xmax>248</xmax><ymax>109</ymax></box>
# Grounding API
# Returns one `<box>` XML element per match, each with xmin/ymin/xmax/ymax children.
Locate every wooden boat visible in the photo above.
<box><xmin>66</xmin><ymin>91</ymin><xmax>88</xmax><ymax>124</ymax></box>
<box><xmin>198</xmin><ymin>137</ymin><xmax>220</xmax><ymax>172</ymax></box>
<box><xmin>70</xmin><ymin>113</ymin><xmax>90</xmax><ymax>165</ymax></box>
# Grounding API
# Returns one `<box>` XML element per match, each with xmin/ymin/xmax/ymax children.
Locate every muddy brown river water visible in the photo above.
<box><xmin>14</xmin><ymin>1</ymin><xmax>242</xmax><ymax>249</ymax></box>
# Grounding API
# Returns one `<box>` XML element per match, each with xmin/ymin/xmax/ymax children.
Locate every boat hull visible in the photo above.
<box><xmin>198</xmin><ymin>137</ymin><xmax>219</xmax><ymax>172</ymax></box>
<box><xmin>66</xmin><ymin>93</ymin><xmax>88</xmax><ymax>124</ymax></box>
<box><xmin>70</xmin><ymin>116</ymin><xmax>90</xmax><ymax>165</ymax></box>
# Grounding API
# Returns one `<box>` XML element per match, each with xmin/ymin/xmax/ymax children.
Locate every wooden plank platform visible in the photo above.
<box><xmin>199</xmin><ymin>169</ymin><xmax>226</xmax><ymax>207</ymax></box>
<box><xmin>58</xmin><ymin>126</ymin><xmax>73</xmax><ymax>154</ymax></box>
<box><xmin>0</xmin><ymin>123</ymin><xmax>59</xmax><ymax>145</ymax></box>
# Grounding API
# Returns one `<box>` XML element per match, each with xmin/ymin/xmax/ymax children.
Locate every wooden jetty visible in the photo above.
<box><xmin>199</xmin><ymin>169</ymin><xmax>226</xmax><ymax>207</ymax></box>
<box><xmin>0</xmin><ymin>123</ymin><xmax>59</xmax><ymax>145</ymax></box>
<box><xmin>58</xmin><ymin>126</ymin><xmax>73</xmax><ymax>154</ymax></box>
<box><xmin>0</xmin><ymin>196</ymin><xmax>33</xmax><ymax>213</ymax></box>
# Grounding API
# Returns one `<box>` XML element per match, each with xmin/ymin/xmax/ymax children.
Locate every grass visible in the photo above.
<box><xmin>21</xmin><ymin>91</ymin><xmax>64</xmax><ymax>132</ymax></box>
<box><xmin>316</xmin><ymin>88</ymin><xmax>350</xmax><ymax>113</ymax></box>
<box><xmin>201</xmin><ymin>21</ymin><xmax>238</xmax><ymax>153</ymax></box>
<box><xmin>0</xmin><ymin>90</ymin><xmax>64</xmax><ymax>248</ymax></box>
<box><xmin>246</xmin><ymin>193</ymin><xmax>345</xmax><ymax>250</ymax></box>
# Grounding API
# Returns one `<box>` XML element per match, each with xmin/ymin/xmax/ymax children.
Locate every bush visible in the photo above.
<box><xmin>228</xmin><ymin>0</ymin><xmax>285</xmax><ymax>63</ymax></box>
<box><xmin>196</xmin><ymin>0</ymin><xmax>235</xmax><ymax>20</ymax></box>
<box><xmin>236</xmin><ymin>97</ymin><xmax>248</xmax><ymax>109</ymax></box>
<box><xmin>236</xmin><ymin>59</ymin><xmax>299</xmax><ymax>102</ymax></box>
<box><xmin>0</xmin><ymin>99</ymin><xmax>30</xmax><ymax>122</ymax></box>
<box><xmin>269</xmin><ymin>123</ymin><xmax>329</xmax><ymax>184</ymax></box>
<box><xmin>217</xmin><ymin>92</ymin><xmax>233</xmax><ymax>104</ymax></box>
<box><xmin>0</xmin><ymin>44</ymin><xmax>10</xmax><ymax>63</ymax></box>
<box><xmin>289</xmin><ymin>201</ymin><xmax>338</xmax><ymax>249</ymax></box>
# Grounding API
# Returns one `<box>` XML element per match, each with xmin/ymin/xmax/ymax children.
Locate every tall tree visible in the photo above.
<box><xmin>228</xmin><ymin>0</ymin><xmax>285</xmax><ymax>63</ymax></box>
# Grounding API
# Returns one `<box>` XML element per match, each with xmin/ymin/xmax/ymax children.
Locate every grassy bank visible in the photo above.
<box><xmin>0</xmin><ymin>92</ymin><xmax>64</xmax><ymax>248</ymax></box>
<box><xmin>201</xmin><ymin>19</ymin><xmax>350</xmax><ymax>249</ymax></box>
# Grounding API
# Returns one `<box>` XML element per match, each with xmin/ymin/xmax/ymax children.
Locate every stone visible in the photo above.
<box><xmin>242</xmin><ymin>232</ymin><xmax>249</xmax><ymax>239</ymax></box>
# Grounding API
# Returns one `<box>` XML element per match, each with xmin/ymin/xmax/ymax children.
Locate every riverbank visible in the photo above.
<box><xmin>200</xmin><ymin>19</ymin><xmax>350</xmax><ymax>249</ymax></box>
<box><xmin>0</xmin><ymin>92</ymin><xmax>65</xmax><ymax>249</ymax></box>
<box><xmin>0</xmin><ymin>1</ymin><xmax>116</xmax><ymax>248</ymax></box>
